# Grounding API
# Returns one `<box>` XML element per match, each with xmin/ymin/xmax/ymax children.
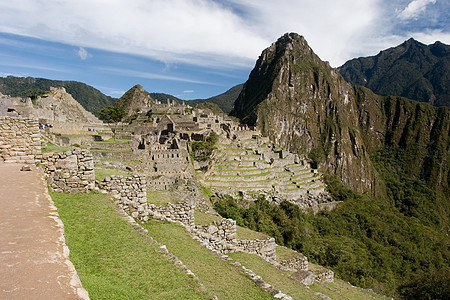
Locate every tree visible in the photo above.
<box><xmin>98</xmin><ymin>106</ymin><xmax>126</xmax><ymax>140</ymax></box>
<box><xmin>24</xmin><ymin>88</ymin><xmax>47</xmax><ymax>104</ymax></box>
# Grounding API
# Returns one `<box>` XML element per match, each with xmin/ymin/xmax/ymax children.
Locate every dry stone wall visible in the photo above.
<box><xmin>39</xmin><ymin>149</ymin><xmax>95</xmax><ymax>193</ymax></box>
<box><xmin>235</xmin><ymin>238</ymin><xmax>276</xmax><ymax>260</ymax></box>
<box><xmin>98</xmin><ymin>175</ymin><xmax>149</xmax><ymax>220</ymax></box>
<box><xmin>0</xmin><ymin>116</ymin><xmax>40</xmax><ymax>163</ymax></box>
<box><xmin>279</xmin><ymin>256</ymin><xmax>308</xmax><ymax>271</ymax></box>
<box><xmin>152</xmin><ymin>202</ymin><xmax>194</xmax><ymax>226</ymax></box>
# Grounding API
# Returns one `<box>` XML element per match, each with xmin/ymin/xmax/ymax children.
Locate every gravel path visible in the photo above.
<box><xmin>0</xmin><ymin>162</ymin><xmax>88</xmax><ymax>299</ymax></box>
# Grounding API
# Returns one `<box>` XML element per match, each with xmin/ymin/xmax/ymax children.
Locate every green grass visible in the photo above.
<box><xmin>92</xmin><ymin>138</ymin><xmax>130</xmax><ymax>144</ymax></box>
<box><xmin>95</xmin><ymin>168</ymin><xmax>131</xmax><ymax>181</ymax></box>
<box><xmin>147</xmin><ymin>190</ymin><xmax>177</xmax><ymax>206</ymax></box>
<box><xmin>143</xmin><ymin>220</ymin><xmax>272</xmax><ymax>299</ymax></box>
<box><xmin>91</xmin><ymin>149</ymin><xmax>133</xmax><ymax>153</ymax></box>
<box><xmin>194</xmin><ymin>211</ymin><xmax>222</xmax><ymax>226</ymax></box>
<box><xmin>228</xmin><ymin>252</ymin><xmax>384</xmax><ymax>300</ymax></box>
<box><xmin>276</xmin><ymin>245</ymin><xmax>303</xmax><ymax>262</ymax></box>
<box><xmin>99</xmin><ymin>158</ymin><xmax>121</xmax><ymax>162</ymax></box>
<box><xmin>51</xmin><ymin>191</ymin><xmax>207</xmax><ymax>300</ymax></box>
<box><xmin>236</xmin><ymin>225</ymin><xmax>269</xmax><ymax>240</ymax></box>
<box><xmin>310</xmin><ymin>279</ymin><xmax>386</xmax><ymax>300</ymax></box>
<box><xmin>41</xmin><ymin>142</ymin><xmax>72</xmax><ymax>153</ymax></box>
<box><xmin>124</xmin><ymin>160</ymin><xmax>142</xmax><ymax>164</ymax></box>
<box><xmin>228</xmin><ymin>252</ymin><xmax>318</xmax><ymax>299</ymax></box>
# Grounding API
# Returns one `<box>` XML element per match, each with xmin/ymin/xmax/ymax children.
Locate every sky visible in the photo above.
<box><xmin>0</xmin><ymin>0</ymin><xmax>448</xmax><ymax>100</ymax></box>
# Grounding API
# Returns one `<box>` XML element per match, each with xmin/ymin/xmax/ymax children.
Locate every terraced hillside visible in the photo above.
<box><xmin>204</xmin><ymin>135</ymin><xmax>331</xmax><ymax>209</ymax></box>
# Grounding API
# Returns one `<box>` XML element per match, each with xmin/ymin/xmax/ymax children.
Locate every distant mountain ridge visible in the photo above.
<box><xmin>338</xmin><ymin>38</ymin><xmax>450</xmax><ymax>107</ymax></box>
<box><xmin>150</xmin><ymin>84</ymin><xmax>243</xmax><ymax>114</ymax></box>
<box><xmin>0</xmin><ymin>76</ymin><xmax>116</xmax><ymax>115</ymax></box>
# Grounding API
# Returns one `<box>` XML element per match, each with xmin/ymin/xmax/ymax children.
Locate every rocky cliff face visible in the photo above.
<box><xmin>232</xmin><ymin>33</ymin><xmax>449</xmax><ymax>194</ymax></box>
<box><xmin>115</xmin><ymin>84</ymin><xmax>155</xmax><ymax>116</ymax></box>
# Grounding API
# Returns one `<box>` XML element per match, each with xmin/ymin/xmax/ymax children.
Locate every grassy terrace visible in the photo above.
<box><xmin>211</xmin><ymin>171</ymin><xmax>272</xmax><ymax>178</ymax></box>
<box><xmin>146</xmin><ymin>190</ymin><xmax>181</xmax><ymax>206</ymax></box>
<box><xmin>92</xmin><ymin>138</ymin><xmax>130</xmax><ymax>144</ymax></box>
<box><xmin>236</xmin><ymin>225</ymin><xmax>269</xmax><ymax>240</ymax></box>
<box><xmin>91</xmin><ymin>149</ymin><xmax>133</xmax><ymax>153</ymax></box>
<box><xmin>51</xmin><ymin>192</ymin><xmax>208</xmax><ymax>299</ymax></box>
<box><xmin>143</xmin><ymin>221</ymin><xmax>272</xmax><ymax>299</ymax></box>
<box><xmin>94</xmin><ymin>168</ymin><xmax>131</xmax><ymax>181</ymax></box>
<box><xmin>194</xmin><ymin>211</ymin><xmax>222</xmax><ymax>226</ymax></box>
<box><xmin>41</xmin><ymin>142</ymin><xmax>72</xmax><ymax>153</ymax></box>
<box><xmin>228</xmin><ymin>252</ymin><xmax>385</xmax><ymax>300</ymax></box>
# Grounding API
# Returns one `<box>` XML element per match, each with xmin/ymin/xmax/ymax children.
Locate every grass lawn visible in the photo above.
<box><xmin>92</xmin><ymin>138</ymin><xmax>130</xmax><ymax>144</ymax></box>
<box><xmin>228</xmin><ymin>252</ymin><xmax>385</xmax><ymax>300</ymax></box>
<box><xmin>51</xmin><ymin>191</ymin><xmax>207</xmax><ymax>300</ymax></box>
<box><xmin>41</xmin><ymin>142</ymin><xmax>72</xmax><ymax>153</ymax></box>
<box><xmin>194</xmin><ymin>211</ymin><xmax>222</xmax><ymax>226</ymax></box>
<box><xmin>236</xmin><ymin>225</ymin><xmax>270</xmax><ymax>240</ymax></box>
<box><xmin>276</xmin><ymin>245</ymin><xmax>304</xmax><ymax>262</ymax></box>
<box><xmin>91</xmin><ymin>149</ymin><xmax>133</xmax><ymax>153</ymax></box>
<box><xmin>228</xmin><ymin>251</ymin><xmax>319</xmax><ymax>300</ymax></box>
<box><xmin>146</xmin><ymin>190</ymin><xmax>178</xmax><ymax>206</ymax></box>
<box><xmin>143</xmin><ymin>220</ymin><xmax>272</xmax><ymax>299</ymax></box>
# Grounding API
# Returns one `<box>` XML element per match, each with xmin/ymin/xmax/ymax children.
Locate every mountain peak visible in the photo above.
<box><xmin>115</xmin><ymin>84</ymin><xmax>155</xmax><ymax>115</ymax></box>
<box><xmin>339</xmin><ymin>39</ymin><xmax>449</xmax><ymax>106</ymax></box>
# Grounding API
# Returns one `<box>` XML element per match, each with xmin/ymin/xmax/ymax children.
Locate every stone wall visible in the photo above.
<box><xmin>235</xmin><ymin>238</ymin><xmax>276</xmax><ymax>260</ymax></box>
<box><xmin>152</xmin><ymin>202</ymin><xmax>194</xmax><ymax>226</ymax></box>
<box><xmin>279</xmin><ymin>256</ymin><xmax>308</xmax><ymax>271</ymax></box>
<box><xmin>0</xmin><ymin>116</ymin><xmax>40</xmax><ymax>163</ymax></box>
<box><xmin>98</xmin><ymin>175</ymin><xmax>194</xmax><ymax>225</ymax></box>
<box><xmin>98</xmin><ymin>175</ymin><xmax>149</xmax><ymax>220</ymax></box>
<box><xmin>39</xmin><ymin>148</ymin><xmax>95</xmax><ymax>193</ymax></box>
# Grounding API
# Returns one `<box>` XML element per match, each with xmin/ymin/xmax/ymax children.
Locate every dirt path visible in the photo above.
<box><xmin>0</xmin><ymin>162</ymin><xmax>88</xmax><ymax>299</ymax></box>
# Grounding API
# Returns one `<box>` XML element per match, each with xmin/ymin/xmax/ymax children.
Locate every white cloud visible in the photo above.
<box><xmin>0</xmin><ymin>0</ymin><xmax>447</xmax><ymax>68</ymax></box>
<box><xmin>77</xmin><ymin>47</ymin><xmax>89</xmax><ymax>60</ymax></box>
<box><xmin>183</xmin><ymin>90</ymin><xmax>194</xmax><ymax>93</ymax></box>
<box><xmin>397</xmin><ymin>0</ymin><xmax>437</xmax><ymax>20</ymax></box>
<box><xmin>99</xmin><ymin>66</ymin><xmax>222</xmax><ymax>86</ymax></box>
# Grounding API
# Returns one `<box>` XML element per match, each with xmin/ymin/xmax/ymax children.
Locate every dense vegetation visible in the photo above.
<box><xmin>0</xmin><ymin>76</ymin><xmax>116</xmax><ymax>115</ymax></box>
<box><xmin>339</xmin><ymin>38</ymin><xmax>450</xmax><ymax>107</ymax></box>
<box><xmin>190</xmin><ymin>132</ymin><xmax>218</xmax><ymax>162</ymax></box>
<box><xmin>213</xmin><ymin>170</ymin><xmax>449</xmax><ymax>298</ymax></box>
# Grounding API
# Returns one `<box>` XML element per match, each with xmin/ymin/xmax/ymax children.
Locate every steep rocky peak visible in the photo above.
<box><xmin>116</xmin><ymin>84</ymin><xmax>155</xmax><ymax>115</ymax></box>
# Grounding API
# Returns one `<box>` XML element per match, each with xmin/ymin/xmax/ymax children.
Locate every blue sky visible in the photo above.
<box><xmin>0</xmin><ymin>0</ymin><xmax>448</xmax><ymax>100</ymax></box>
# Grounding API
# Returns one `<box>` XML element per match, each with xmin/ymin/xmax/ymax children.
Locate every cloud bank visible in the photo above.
<box><xmin>0</xmin><ymin>0</ymin><xmax>448</xmax><ymax>68</ymax></box>
<box><xmin>398</xmin><ymin>0</ymin><xmax>437</xmax><ymax>20</ymax></box>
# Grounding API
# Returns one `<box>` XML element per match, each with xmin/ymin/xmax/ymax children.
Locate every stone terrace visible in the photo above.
<box><xmin>204</xmin><ymin>136</ymin><xmax>328</xmax><ymax>208</ymax></box>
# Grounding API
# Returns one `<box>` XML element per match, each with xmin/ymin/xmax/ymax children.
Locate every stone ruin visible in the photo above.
<box><xmin>38</xmin><ymin>148</ymin><xmax>95</xmax><ymax>193</ymax></box>
<box><xmin>0</xmin><ymin>116</ymin><xmax>41</xmax><ymax>164</ymax></box>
